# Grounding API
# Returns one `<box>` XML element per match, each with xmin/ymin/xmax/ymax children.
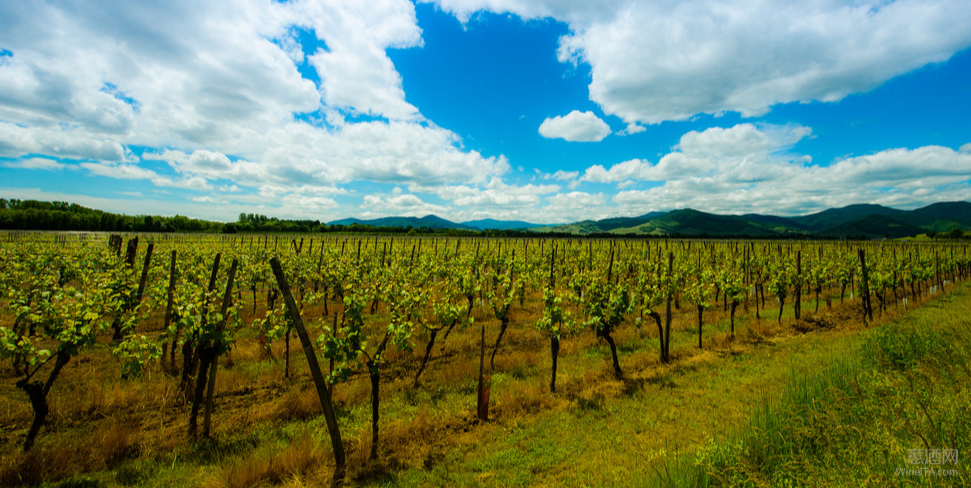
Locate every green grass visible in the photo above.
<box><xmin>668</xmin><ymin>283</ymin><xmax>971</xmax><ymax>487</ymax></box>
<box><xmin>358</xmin><ymin>285</ymin><xmax>971</xmax><ymax>488</ymax></box>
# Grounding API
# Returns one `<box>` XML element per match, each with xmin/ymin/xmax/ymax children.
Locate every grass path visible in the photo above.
<box><xmin>370</xmin><ymin>286</ymin><xmax>964</xmax><ymax>487</ymax></box>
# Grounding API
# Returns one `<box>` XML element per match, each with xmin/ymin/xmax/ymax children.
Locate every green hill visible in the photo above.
<box><xmin>815</xmin><ymin>215</ymin><xmax>925</xmax><ymax>239</ymax></box>
<box><xmin>609</xmin><ymin>209</ymin><xmax>780</xmax><ymax>237</ymax></box>
<box><xmin>532</xmin><ymin>201</ymin><xmax>970</xmax><ymax>238</ymax></box>
<box><xmin>792</xmin><ymin>204</ymin><xmax>909</xmax><ymax>231</ymax></box>
<box><xmin>328</xmin><ymin>215</ymin><xmax>475</xmax><ymax>230</ymax></box>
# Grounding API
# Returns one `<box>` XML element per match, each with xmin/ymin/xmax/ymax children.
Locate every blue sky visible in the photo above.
<box><xmin>1</xmin><ymin>0</ymin><xmax>970</xmax><ymax>224</ymax></box>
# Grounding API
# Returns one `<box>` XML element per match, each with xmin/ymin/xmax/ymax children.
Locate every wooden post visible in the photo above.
<box><xmin>794</xmin><ymin>250</ymin><xmax>801</xmax><ymax>320</ymax></box>
<box><xmin>162</xmin><ymin>250</ymin><xmax>178</xmax><ymax>366</ymax></box>
<box><xmin>204</xmin><ymin>258</ymin><xmax>238</xmax><ymax>437</ymax></box>
<box><xmin>858</xmin><ymin>248</ymin><xmax>873</xmax><ymax>323</ymax></box>
<box><xmin>270</xmin><ymin>257</ymin><xmax>346</xmax><ymax>487</ymax></box>
<box><xmin>477</xmin><ymin>321</ymin><xmax>489</xmax><ymax>421</ymax></box>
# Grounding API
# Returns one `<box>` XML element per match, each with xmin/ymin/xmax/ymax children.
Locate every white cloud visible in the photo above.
<box><xmin>79</xmin><ymin>162</ymin><xmax>210</xmax><ymax>190</ymax></box>
<box><xmin>608</xmin><ymin>124</ymin><xmax>971</xmax><ymax>216</ymax></box>
<box><xmin>0</xmin><ymin>0</ymin><xmax>509</xmax><ymax>205</ymax></box>
<box><xmin>545</xmin><ymin>191</ymin><xmax>607</xmax><ymax>221</ymax></box>
<box><xmin>1</xmin><ymin>157</ymin><xmax>67</xmax><ymax>171</ymax></box>
<box><xmin>0</xmin><ymin>122</ymin><xmax>129</xmax><ymax>161</ymax></box>
<box><xmin>542</xmin><ymin>170</ymin><xmax>579</xmax><ymax>181</ymax></box>
<box><xmin>580</xmin><ymin>159</ymin><xmax>653</xmax><ymax>184</ymax></box>
<box><xmin>538</xmin><ymin>110</ymin><xmax>611</xmax><ymax>142</ymax></box>
<box><xmin>362</xmin><ymin>193</ymin><xmax>450</xmax><ymax>217</ymax></box>
<box><xmin>301</xmin><ymin>0</ymin><xmax>423</xmax><ymax>120</ymax></box>
<box><xmin>430</xmin><ymin>0</ymin><xmax>971</xmax><ymax>124</ymax></box>
<box><xmin>678</xmin><ymin>124</ymin><xmax>809</xmax><ymax>158</ymax></box>
<box><xmin>422</xmin><ymin>178</ymin><xmax>559</xmax><ymax>208</ymax></box>
<box><xmin>576</xmin><ymin>124</ymin><xmax>814</xmax><ymax>188</ymax></box>
<box><xmin>619</xmin><ymin>123</ymin><xmax>645</xmax><ymax>136</ymax></box>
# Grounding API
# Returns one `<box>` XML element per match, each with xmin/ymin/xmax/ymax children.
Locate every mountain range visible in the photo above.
<box><xmin>329</xmin><ymin>201</ymin><xmax>971</xmax><ymax>238</ymax></box>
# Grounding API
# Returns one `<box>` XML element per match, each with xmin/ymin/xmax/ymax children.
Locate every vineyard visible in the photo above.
<box><xmin>1</xmin><ymin>232</ymin><xmax>970</xmax><ymax>487</ymax></box>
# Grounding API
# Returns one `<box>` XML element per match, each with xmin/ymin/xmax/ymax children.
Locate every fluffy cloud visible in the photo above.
<box><xmin>79</xmin><ymin>162</ymin><xmax>211</xmax><ymax>190</ymax></box>
<box><xmin>576</xmin><ymin>124</ymin><xmax>813</xmax><ymax>188</ymax></box>
<box><xmin>0</xmin><ymin>157</ymin><xmax>66</xmax><ymax>171</ymax></box>
<box><xmin>580</xmin><ymin>159</ymin><xmax>652</xmax><ymax>184</ymax></box>
<box><xmin>678</xmin><ymin>124</ymin><xmax>809</xmax><ymax>158</ymax></box>
<box><xmin>362</xmin><ymin>192</ymin><xmax>450</xmax><ymax>217</ymax></box>
<box><xmin>542</xmin><ymin>170</ymin><xmax>579</xmax><ymax>181</ymax></box>
<box><xmin>430</xmin><ymin>0</ymin><xmax>971</xmax><ymax>124</ymax></box>
<box><xmin>424</xmin><ymin>178</ymin><xmax>559</xmax><ymax>208</ymax></box>
<box><xmin>300</xmin><ymin>0</ymin><xmax>423</xmax><ymax>120</ymax></box>
<box><xmin>538</xmin><ymin>110</ymin><xmax>611</xmax><ymax>142</ymax></box>
<box><xmin>0</xmin><ymin>123</ymin><xmax>130</xmax><ymax>161</ymax></box>
<box><xmin>607</xmin><ymin>124</ymin><xmax>971</xmax><ymax>215</ymax></box>
<box><xmin>0</xmin><ymin>0</ymin><xmax>507</xmax><ymax>201</ymax></box>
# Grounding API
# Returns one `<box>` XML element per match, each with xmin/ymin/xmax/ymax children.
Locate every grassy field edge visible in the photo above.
<box><xmin>662</xmin><ymin>282</ymin><xmax>971</xmax><ymax>488</ymax></box>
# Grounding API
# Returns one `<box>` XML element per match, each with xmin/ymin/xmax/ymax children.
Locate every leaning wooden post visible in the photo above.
<box><xmin>858</xmin><ymin>248</ymin><xmax>873</xmax><ymax>324</ymax></box>
<box><xmin>162</xmin><ymin>250</ymin><xmax>178</xmax><ymax>367</ymax></box>
<box><xmin>477</xmin><ymin>319</ymin><xmax>488</xmax><ymax>421</ymax></box>
<box><xmin>203</xmin><ymin>258</ymin><xmax>238</xmax><ymax>438</ymax></box>
<box><xmin>794</xmin><ymin>250</ymin><xmax>801</xmax><ymax>320</ymax></box>
<box><xmin>270</xmin><ymin>257</ymin><xmax>346</xmax><ymax>487</ymax></box>
<box><xmin>135</xmin><ymin>242</ymin><xmax>154</xmax><ymax>304</ymax></box>
<box><xmin>663</xmin><ymin>252</ymin><xmax>674</xmax><ymax>363</ymax></box>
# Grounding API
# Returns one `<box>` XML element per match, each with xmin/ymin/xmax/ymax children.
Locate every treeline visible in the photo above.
<box><xmin>927</xmin><ymin>228</ymin><xmax>969</xmax><ymax>240</ymax></box>
<box><xmin>0</xmin><ymin>200</ymin><xmax>481</xmax><ymax>235</ymax></box>
<box><xmin>231</xmin><ymin>212</ymin><xmax>479</xmax><ymax>235</ymax></box>
<box><xmin>0</xmin><ymin>199</ymin><xmax>223</xmax><ymax>233</ymax></box>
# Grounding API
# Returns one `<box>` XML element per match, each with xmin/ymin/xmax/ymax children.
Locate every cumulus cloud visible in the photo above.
<box><xmin>1</xmin><ymin>157</ymin><xmax>67</xmax><ymax>171</ymax></box>
<box><xmin>423</xmin><ymin>178</ymin><xmax>560</xmax><ymax>208</ymax></box>
<box><xmin>79</xmin><ymin>162</ymin><xmax>211</xmax><ymax>190</ymax></box>
<box><xmin>576</xmin><ymin>123</ymin><xmax>815</xmax><ymax>190</ymax></box>
<box><xmin>538</xmin><ymin>110</ymin><xmax>611</xmax><ymax>142</ymax></box>
<box><xmin>544</xmin><ymin>170</ymin><xmax>579</xmax><ymax>181</ymax></box>
<box><xmin>606</xmin><ymin>124</ymin><xmax>971</xmax><ymax>216</ymax></box>
<box><xmin>300</xmin><ymin>0</ymin><xmax>423</xmax><ymax>120</ymax></box>
<box><xmin>678</xmin><ymin>124</ymin><xmax>809</xmax><ymax>158</ymax></box>
<box><xmin>0</xmin><ymin>0</ymin><xmax>511</xmax><ymax>206</ymax></box>
<box><xmin>0</xmin><ymin>123</ymin><xmax>130</xmax><ymax>161</ymax></box>
<box><xmin>430</xmin><ymin>0</ymin><xmax>971</xmax><ymax>124</ymax></box>
<box><xmin>362</xmin><ymin>192</ymin><xmax>450</xmax><ymax>217</ymax></box>
<box><xmin>580</xmin><ymin>159</ymin><xmax>653</xmax><ymax>184</ymax></box>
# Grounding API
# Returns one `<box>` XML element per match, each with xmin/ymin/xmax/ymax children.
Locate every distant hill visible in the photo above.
<box><xmin>792</xmin><ymin>204</ymin><xmax>910</xmax><ymax>231</ymax></box>
<box><xmin>906</xmin><ymin>201</ymin><xmax>971</xmax><ymax>232</ymax></box>
<box><xmin>533</xmin><ymin>211</ymin><xmax>666</xmax><ymax>234</ymax></box>
<box><xmin>535</xmin><ymin>201</ymin><xmax>971</xmax><ymax>238</ymax></box>
<box><xmin>815</xmin><ymin>215</ymin><xmax>927</xmax><ymax>239</ymax></box>
<box><xmin>462</xmin><ymin>219</ymin><xmax>545</xmax><ymax>231</ymax></box>
<box><xmin>328</xmin><ymin>215</ymin><xmax>475</xmax><ymax>230</ymax></box>
<box><xmin>739</xmin><ymin>214</ymin><xmax>809</xmax><ymax>234</ymax></box>
<box><xmin>609</xmin><ymin>209</ymin><xmax>779</xmax><ymax>236</ymax></box>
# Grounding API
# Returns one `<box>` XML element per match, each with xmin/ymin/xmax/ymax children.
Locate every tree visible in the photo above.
<box><xmin>485</xmin><ymin>261</ymin><xmax>522</xmax><ymax>371</ymax></box>
<box><xmin>576</xmin><ymin>249</ymin><xmax>630</xmax><ymax>379</ymax></box>
<box><xmin>536</xmin><ymin>247</ymin><xmax>578</xmax><ymax>393</ymax></box>
<box><xmin>718</xmin><ymin>266</ymin><xmax>746</xmax><ymax>339</ymax></box>
<box><xmin>320</xmin><ymin>280</ymin><xmax>417</xmax><ymax>461</ymax></box>
<box><xmin>0</xmin><ymin>247</ymin><xmax>113</xmax><ymax>450</ymax></box>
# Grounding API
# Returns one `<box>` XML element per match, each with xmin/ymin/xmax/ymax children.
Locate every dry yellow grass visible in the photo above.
<box><xmin>207</xmin><ymin>432</ymin><xmax>324</xmax><ymax>488</ymax></box>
